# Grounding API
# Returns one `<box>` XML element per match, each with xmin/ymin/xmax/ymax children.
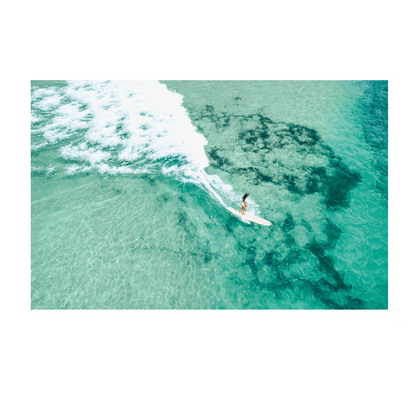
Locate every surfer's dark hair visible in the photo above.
<box><xmin>242</xmin><ymin>193</ymin><xmax>249</xmax><ymax>201</ymax></box>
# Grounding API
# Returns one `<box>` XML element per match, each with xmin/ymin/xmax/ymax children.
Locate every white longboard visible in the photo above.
<box><xmin>227</xmin><ymin>207</ymin><xmax>272</xmax><ymax>226</ymax></box>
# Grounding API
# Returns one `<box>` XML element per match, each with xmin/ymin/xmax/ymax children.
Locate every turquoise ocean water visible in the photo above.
<box><xmin>31</xmin><ymin>81</ymin><xmax>388</xmax><ymax>309</ymax></box>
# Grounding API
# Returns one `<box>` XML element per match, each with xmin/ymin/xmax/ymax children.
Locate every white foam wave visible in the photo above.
<box><xmin>65</xmin><ymin>165</ymin><xmax>81</xmax><ymax>175</ymax></box>
<box><xmin>32</xmin><ymin>87</ymin><xmax>58</xmax><ymax>100</ymax></box>
<box><xmin>31</xmin><ymin>80</ymin><xmax>251</xmax><ymax>210</ymax></box>
<box><xmin>60</xmin><ymin>144</ymin><xmax>111</xmax><ymax>164</ymax></box>
<box><xmin>97</xmin><ymin>164</ymin><xmax>150</xmax><ymax>175</ymax></box>
<box><xmin>64</xmin><ymin>164</ymin><xmax>93</xmax><ymax>175</ymax></box>
<box><xmin>44</xmin><ymin>130</ymin><xmax>68</xmax><ymax>143</ymax></box>
<box><xmin>40</xmin><ymin>102</ymin><xmax>92</xmax><ymax>143</ymax></box>
<box><xmin>31</xmin><ymin>111</ymin><xmax>41</xmax><ymax>124</ymax></box>
<box><xmin>34</xmin><ymin>93</ymin><xmax>62</xmax><ymax>111</ymax></box>
<box><xmin>31</xmin><ymin>141</ymin><xmax>48</xmax><ymax>150</ymax></box>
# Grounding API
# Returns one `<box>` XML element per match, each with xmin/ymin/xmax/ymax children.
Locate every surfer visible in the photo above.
<box><xmin>239</xmin><ymin>193</ymin><xmax>249</xmax><ymax>215</ymax></box>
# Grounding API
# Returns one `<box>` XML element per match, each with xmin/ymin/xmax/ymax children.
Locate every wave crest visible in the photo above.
<box><xmin>31</xmin><ymin>81</ymin><xmax>254</xmax><ymax>212</ymax></box>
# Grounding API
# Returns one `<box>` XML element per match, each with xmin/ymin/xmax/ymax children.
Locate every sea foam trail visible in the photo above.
<box><xmin>31</xmin><ymin>81</ymin><xmax>260</xmax><ymax>215</ymax></box>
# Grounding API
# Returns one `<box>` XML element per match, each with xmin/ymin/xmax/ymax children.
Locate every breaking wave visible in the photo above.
<box><xmin>31</xmin><ymin>81</ymin><xmax>259</xmax><ymax>214</ymax></box>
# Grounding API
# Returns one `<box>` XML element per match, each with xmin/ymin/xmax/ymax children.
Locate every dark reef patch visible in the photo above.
<box><xmin>283</xmin><ymin>174</ymin><xmax>303</xmax><ymax>195</ymax></box>
<box><xmin>198</xmin><ymin>107</ymin><xmax>361</xmax><ymax>211</ymax></box>
<box><xmin>324</xmin><ymin>157</ymin><xmax>362</xmax><ymax>210</ymax></box>
<box><xmin>188</xmin><ymin>104</ymin><xmax>364</xmax><ymax>309</ymax></box>
<box><xmin>176</xmin><ymin>211</ymin><xmax>197</xmax><ymax>240</ymax></box>
<box><xmin>206</xmin><ymin>148</ymin><xmax>232</xmax><ymax>168</ymax></box>
<box><xmin>281</xmin><ymin>213</ymin><xmax>296</xmax><ymax>233</ymax></box>
<box><xmin>301</xmin><ymin>219</ymin><xmax>313</xmax><ymax>232</ymax></box>
<box><xmin>307</xmin><ymin>241</ymin><xmax>351</xmax><ymax>292</ymax></box>
<box><xmin>306</xmin><ymin>167</ymin><xmax>326</xmax><ymax>194</ymax></box>
<box><xmin>232</xmin><ymin>167</ymin><xmax>276</xmax><ymax>185</ymax></box>
<box><xmin>323</xmin><ymin>218</ymin><xmax>342</xmax><ymax>249</ymax></box>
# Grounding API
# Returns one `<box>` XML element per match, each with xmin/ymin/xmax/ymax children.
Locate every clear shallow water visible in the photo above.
<box><xmin>31</xmin><ymin>80</ymin><xmax>388</xmax><ymax>309</ymax></box>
